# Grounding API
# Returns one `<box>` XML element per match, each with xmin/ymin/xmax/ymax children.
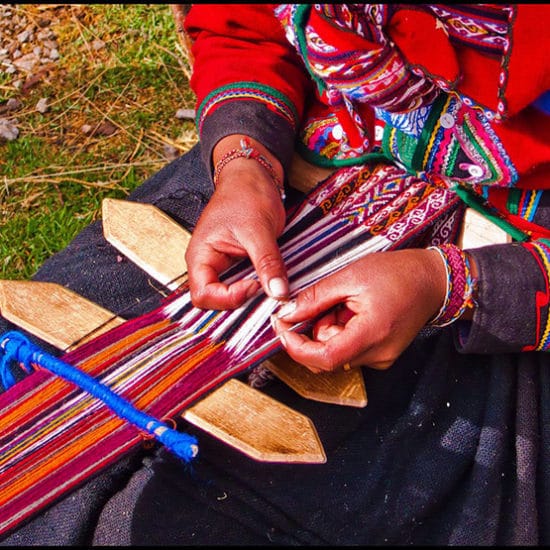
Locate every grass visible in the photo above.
<box><xmin>1</xmin><ymin>4</ymin><xmax>198</xmax><ymax>280</ymax></box>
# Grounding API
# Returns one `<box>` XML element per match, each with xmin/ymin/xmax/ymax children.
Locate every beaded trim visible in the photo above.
<box><xmin>213</xmin><ymin>138</ymin><xmax>286</xmax><ymax>201</ymax></box>
<box><xmin>428</xmin><ymin>243</ymin><xmax>477</xmax><ymax>327</ymax></box>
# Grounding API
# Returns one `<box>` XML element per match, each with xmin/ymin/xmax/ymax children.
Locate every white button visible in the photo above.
<box><xmin>375</xmin><ymin>125</ymin><xmax>384</xmax><ymax>141</ymax></box>
<box><xmin>439</xmin><ymin>113</ymin><xmax>455</xmax><ymax>128</ymax></box>
<box><xmin>468</xmin><ymin>165</ymin><xmax>483</xmax><ymax>178</ymax></box>
<box><xmin>332</xmin><ymin>124</ymin><xmax>343</xmax><ymax>140</ymax></box>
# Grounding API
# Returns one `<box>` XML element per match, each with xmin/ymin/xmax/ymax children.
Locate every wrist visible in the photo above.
<box><xmin>213</xmin><ymin>135</ymin><xmax>286</xmax><ymax>201</ymax></box>
<box><xmin>427</xmin><ymin>244</ymin><xmax>478</xmax><ymax>327</ymax></box>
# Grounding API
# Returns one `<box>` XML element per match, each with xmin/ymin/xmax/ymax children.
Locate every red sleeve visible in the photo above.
<box><xmin>185</xmin><ymin>4</ymin><xmax>309</xmax><ymax>118</ymax></box>
<box><xmin>184</xmin><ymin>4</ymin><xmax>312</xmax><ymax>174</ymax></box>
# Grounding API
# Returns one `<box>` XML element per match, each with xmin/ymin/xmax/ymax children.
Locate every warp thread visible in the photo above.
<box><xmin>0</xmin><ymin>330</ymin><xmax>198</xmax><ymax>462</ymax></box>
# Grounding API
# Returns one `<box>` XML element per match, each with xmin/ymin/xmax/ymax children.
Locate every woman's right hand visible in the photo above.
<box><xmin>185</xmin><ymin>136</ymin><xmax>288</xmax><ymax>310</ymax></box>
<box><xmin>272</xmin><ymin>247</ymin><xmax>451</xmax><ymax>372</ymax></box>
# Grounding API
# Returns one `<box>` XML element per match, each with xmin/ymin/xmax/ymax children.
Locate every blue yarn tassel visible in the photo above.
<box><xmin>0</xmin><ymin>330</ymin><xmax>198</xmax><ymax>462</ymax></box>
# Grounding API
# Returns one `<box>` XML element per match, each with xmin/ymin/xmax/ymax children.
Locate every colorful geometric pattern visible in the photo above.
<box><xmin>274</xmin><ymin>3</ymin><xmax>515</xmax><ymax>164</ymax></box>
<box><xmin>507</xmin><ymin>189</ymin><xmax>543</xmax><ymax>223</ymax></box>
<box><xmin>412</xmin><ymin>94</ymin><xmax>518</xmax><ymax>188</ymax></box>
<box><xmin>521</xmin><ymin>239</ymin><xmax>550</xmax><ymax>352</ymax></box>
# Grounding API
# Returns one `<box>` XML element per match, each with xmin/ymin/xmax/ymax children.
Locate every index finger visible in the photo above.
<box><xmin>188</xmin><ymin>259</ymin><xmax>259</xmax><ymax>310</ymax></box>
<box><xmin>276</xmin><ymin>315</ymin><xmax>370</xmax><ymax>371</ymax></box>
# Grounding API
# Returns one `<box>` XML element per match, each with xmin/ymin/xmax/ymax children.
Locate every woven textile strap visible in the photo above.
<box><xmin>0</xmin><ymin>162</ymin><xmax>461</xmax><ymax>537</ymax></box>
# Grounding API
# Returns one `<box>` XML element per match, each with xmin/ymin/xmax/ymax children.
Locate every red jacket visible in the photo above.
<box><xmin>185</xmin><ymin>4</ymin><xmax>550</xmax><ymax>355</ymax></box>
<box><xmin>185</xmin><ymin>4</ymin><xmax>550</xmax><ymax>189</ymax></box>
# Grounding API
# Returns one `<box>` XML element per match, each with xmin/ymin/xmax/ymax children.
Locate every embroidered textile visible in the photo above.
<box><xmin>274</xmin><ymin>3</ymin><xmax>516</xmax><ymax>165</ymax></box>
<box><xmin>196</xmin><ymin>81</ymin><xmax>298</xmax><ymax>137</ymax></box>
<box><xmin>521</xmin><ymin>239</ymin><xmax>550</xmax><ymax>352</ymax></box>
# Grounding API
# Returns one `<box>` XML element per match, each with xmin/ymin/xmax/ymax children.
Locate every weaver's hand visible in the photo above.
<box><xmin>186</xmin><ymin>136</ymin><xmax>288</xmax><ymax>310</ymax></box>
<box><xmin>272</xmin><ymin>248</ymin><xmax>448</xmax><ymax>373</ymax></box>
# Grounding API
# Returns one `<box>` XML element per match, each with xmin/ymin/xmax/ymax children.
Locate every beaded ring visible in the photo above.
<box><xmin>213</xmin><ymin>137</ymin><xmax>286</xmax><ymax>201</ymax></box>
<box><xmin>428</xmin><ymin>243</ymin><xmax>477</xmax><ymax>327</ymax></box>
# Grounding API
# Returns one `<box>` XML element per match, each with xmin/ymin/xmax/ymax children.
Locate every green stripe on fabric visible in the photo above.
<box><xmin>195</xmin><ymin>82</ymin><xmax>299</xmax><ymax>132</ymax></box>
<box><xmin>506</xmin><ymin>188</ymin><xmax>522</xmax><ymax>216</ymax></box>
<box><xmin>411</xmin><ymin>93</ymin><xmax>450</xmax><ymax>171</ymax></box>
<box><xmin>293</xmin><ymin>4</ymin><xmax>327</xmax><ymax>96</ymax></box>
<box><xmin>296</xmin><ymin>141</ymin><xmax>390</xmax><ymax>168</ymax></box>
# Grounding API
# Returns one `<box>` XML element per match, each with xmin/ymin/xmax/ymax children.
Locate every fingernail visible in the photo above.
<box><xmin>276</xmin><ymin>299</ymin><xmax>296</xmax><ymax>318</ymax></box>
<box><xmin>278</xmin><ymin>331</ymin><xmax>288</xmax><ymax>348</ymax></box>
<box><xmin>268</xmin><ymin>277</ymin><xmax>287</xmax><ymax>299</ymax></box>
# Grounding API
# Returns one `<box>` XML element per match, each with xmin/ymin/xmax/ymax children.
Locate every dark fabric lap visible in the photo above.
<box><xmin>1</xmin><ymin>145</ymin><xmax>548</xmax><ymax>546</ymax></box>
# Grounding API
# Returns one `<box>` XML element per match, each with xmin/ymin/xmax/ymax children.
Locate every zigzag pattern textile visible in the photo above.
<box><xmin>0</xmin><ymin>162</ymin><xmax>462</xmax><ymax>537</ymax></box>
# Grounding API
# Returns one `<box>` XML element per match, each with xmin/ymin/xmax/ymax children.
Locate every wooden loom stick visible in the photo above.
<box><xmin>265</xmin><ymin>351</ymin><xmax>367</xmax><ymax>407</ymax></box>
<box><xmin>183</xmin><ymin>378</ymin><xmax>325</xmax><ymax>463</ymax></box>
<box><xmin>457</xmin><ymin>207</ymin><xmax>512</xmax><ymax>249</ymax></box>
<box><xmin>101</xmin><ymin>197</ymin><xmax>368</xmax><ymax>408</ymax></box>
<box><xmin>102</xmin><ymin>198</ymin><xmax>190</xmax><ymax>290</ymax></box>
<box><xmin>0</xmin><ymin>279</ymin><xmax>326</xmax><ymax>463</ymax></box>
<box><xmin>0</xmin><ymin>280</ymin><xmax>125</xmax><ymax>350</ymax></box>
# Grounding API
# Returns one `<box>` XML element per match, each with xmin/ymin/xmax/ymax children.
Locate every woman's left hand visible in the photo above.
<box><xmin>272</xmin><ymin>248</ymin><xmax>448</xmax><ymax>373</ymax></box>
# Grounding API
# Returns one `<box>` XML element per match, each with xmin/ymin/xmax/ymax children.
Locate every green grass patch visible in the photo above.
<box><xmin>2</xmin><ymin>197</ymin><xmax>103</xmax><ymax>280</ymax></box>
<box><xmin>1</xmin><ymin>4</ymin><xmax>198</xmax><ymax>280</ymax></box>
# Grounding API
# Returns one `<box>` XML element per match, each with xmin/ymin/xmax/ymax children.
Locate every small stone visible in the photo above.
<box><xmin>36</xmin><ymin>97</ymin><xmax>50</xmax><ymax>114</ymax></box>
<box><xmin>16</xmin><ymin>30</ymin><xmax>30</xmax><ymax>44</ymax></box>
<box><xmin>13</xmin><ymin>52</ymin><xmax>38</xmax><ymax>72</ymax></box>
<box><xmin>6</xmin><ymin>98</ymin><xmax>22</xmax><ymax>111</ymax></box>
<box><xmin>37</xmin><ymin>29</ymin><xmax>51</xmax><ymax>41</ymax></box>
<box><xmin>49</xmin><ymin>48</ymin><xmax>60</xmax><ymax>60</ymax></box>
<box><xmin>41</xmin><ymin>39</ymin><xmax>58</xmax><ymax>50</ymax></box>
<box><xmin>0</xmin><ymin>99</ymin><xmax>21</xmax><ymax>115</ymax></box>
<box><xmin>175</xmin><ymin>108</ymin><xmax>195</xmax><ymax>120</ymax></box>
<box><xmin>0</xmin><ymin>118</ymin><xmax>19</xmax><ymax>141</ymax></box>
<box><xmin>163</xmin><ymin>144</ymin><xmax>180</xmax><ymax>161</ymax></box>
<box><xmin>37</xmin><ymin>17</ymin><xmax>51</xmax><ymax>28</ymax></box>
<box><xmin>94</xmin><ymin>120</ymin><xmax>117</xmax><ymax>136</ymax></box>
<box><xmin>92</xmin><ymin>39</ymin><xmax>105</xmax><ymax>51</ymax></box>
<box><xmin>82</xmin><ymin>120</ymin><xmax>117</xmax><ymax>137</ymax></box>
